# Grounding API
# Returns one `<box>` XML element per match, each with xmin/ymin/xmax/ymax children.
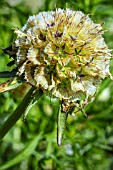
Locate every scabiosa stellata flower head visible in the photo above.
<box><xmin>0</xmin><ymin>8</ymin><xmax>112</xmax><ymax>145</ymax></box>
<box><xmin>13</xmin><ymin>8</ymin><xmax>112</xmax><ymax>111</ymax></box>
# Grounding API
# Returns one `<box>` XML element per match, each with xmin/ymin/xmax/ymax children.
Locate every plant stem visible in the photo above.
<box><xmin>0</xmin><ymin>70</ymin><xmax>17</xmax><ymax>78</ymax></box>
<box><xmin>0</xmin><ymin>87</ymin><xmax>43</xmax><ymax>140</ymax></box>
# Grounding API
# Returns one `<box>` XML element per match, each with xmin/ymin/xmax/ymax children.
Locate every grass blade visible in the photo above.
<box><xmin>0</xmin><ymin>132</ymin><xmax>42</xmax><ymax>170</ymax></box>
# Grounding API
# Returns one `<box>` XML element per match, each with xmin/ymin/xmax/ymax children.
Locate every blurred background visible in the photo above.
<box><xmin>0</xmin><ymin>0</ymin><xmax>113</xmax><ymax>169</ymax></box>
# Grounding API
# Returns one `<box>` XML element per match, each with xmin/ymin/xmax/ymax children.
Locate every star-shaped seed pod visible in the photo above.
<box><xmin>0</xmin><ymin>8</ymin><xmax>112</xmax><ymax>145</ymax></box>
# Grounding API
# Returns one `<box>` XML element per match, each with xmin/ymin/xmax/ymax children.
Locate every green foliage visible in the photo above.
<box><xmin>0</xmin><ymin>0</ymin><xmax>113</xmax><ymax>169</ymax></box>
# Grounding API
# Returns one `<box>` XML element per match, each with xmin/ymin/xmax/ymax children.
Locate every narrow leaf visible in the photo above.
<box><xmin>0</xmin><ymin>77</ymin><xmax>22</xmax><ymax>92</ymax></box>
<box><xmin>57</xmin><ymin>107</ymin><xmax>68</xmax><ymax>146</ymax></box>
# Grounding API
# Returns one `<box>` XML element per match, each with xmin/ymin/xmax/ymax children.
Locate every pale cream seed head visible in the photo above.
<box><xmin>14</xmin><ymin>8</ymin><xmax>112</xmax><ymax>111</ymax></box>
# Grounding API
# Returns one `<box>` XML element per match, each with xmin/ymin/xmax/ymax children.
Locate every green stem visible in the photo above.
<box><xmin>0</xmin><ymin>70</ymin><xmax>17</xmax><ymax>78</ymax></box>
<box><xmin>0</xmin><ymin>87</ymin><xmax>43</xmax><ymax>140</ymax></box>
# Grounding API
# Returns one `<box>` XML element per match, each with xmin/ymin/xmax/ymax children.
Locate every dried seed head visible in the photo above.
<box><xmin>14</xmin><ymin>8</ymin><xmax>112</xmax><ymax>111</ymax></box>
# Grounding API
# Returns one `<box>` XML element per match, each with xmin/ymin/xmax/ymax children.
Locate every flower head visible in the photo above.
<box><xmin>13</xmin><ymin>8</ymin><xmax>112</xmax><ymax>112</ymax></box>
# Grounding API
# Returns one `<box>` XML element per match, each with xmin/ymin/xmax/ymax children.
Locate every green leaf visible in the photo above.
<box><xmin>57</xmin><ymin>107</ymin><xmax>68</xmax><ymax>146</ymax></box>
<box><xmin>0</xmin><ymin>77</ymin><xmax>23</xmax><ymax>93</ymax></box>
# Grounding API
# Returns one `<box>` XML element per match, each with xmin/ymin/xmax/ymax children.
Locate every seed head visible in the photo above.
<box><xmin>14</xmin><ymin>8</ymin><xmax>112</xmax><ymax>112</ymax></box>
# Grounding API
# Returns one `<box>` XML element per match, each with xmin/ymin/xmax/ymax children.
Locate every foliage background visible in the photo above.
<box><xmin>0</xmin><ymin>0</ymin><xmax>113</xmax><ymax>169</ymax></box>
